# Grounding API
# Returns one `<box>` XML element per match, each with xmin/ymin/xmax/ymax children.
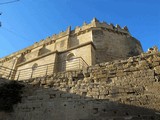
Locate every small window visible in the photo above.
<box><xmin>38</xmin><ymin>45</ymin><xmax>50</xmax><ymax>56</ymax></box>
<box><xmin>17</xmin><ymin>54</ymin><xmax>26</xmax><ymax>64</ymax></box>
<box><xmin>66</xmin><ymin>53</ymin><xmax>75</xmax><ymax>61</ymax></box>
<box><xmin>32</xmin><ymin>63</ymin><xmax>38</xmax><ymax>71</ymax></box>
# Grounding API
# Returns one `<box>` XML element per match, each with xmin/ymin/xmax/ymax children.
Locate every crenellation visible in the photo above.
<box><xmin>91</xmin><ymin>17</ymin><xmax>99</xmax><ymax>26</ymax></box>
<box><xmin>108</xmin><ymin>23</ymin><xmax>114</xmax><ymax>29</ymax></box>
<box><xmin>123</xmin><ymin>26</ymin><xmax>129</xmax><ymax>31</ymax></box>
<box><xmin>0</xmin><ymin>18</ymin><xmax>134</xmax><ymax>65</ymax></box>
<box><xmin>115</xmin><ymin>24</ymin><xmax>121</xmax><ymax>29</ymax></box>
<box><xmin>91</xmin><ymin>19</ymin><xmax>131</xmax><ymax>35</ymax></box>
<box><xmin>52</xmin><ymin>34</ymin><xmax>59</xmax><ymax>40</ymax></box>
<box><xmin>66</xmin><ymin>26</ymin><xmax>71</xmax><ymax>33</ymax></box>
<box><xmin>0</xmin><ymin>18</ymin><xmax>143</xmax><ymax>82</ymax></box>
<box><xmin>82</xmin><ymin>21</ymin><xmax>87</xmax><ymax>26</ymax></box>
<box><xmin>75</xmin><ymin>26</ymin><xmax>81</xmax><ymax>33</ymax></box>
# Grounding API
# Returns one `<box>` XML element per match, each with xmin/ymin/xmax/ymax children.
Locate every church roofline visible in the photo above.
<box><xmin>0</xmin><ymin>18</ymin><xmax>131</xmax><ymax>62</ymax></box>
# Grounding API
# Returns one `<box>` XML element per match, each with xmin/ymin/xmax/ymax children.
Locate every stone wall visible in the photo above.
<box><xmin>0</xmin><ymin>78</ymin><xmax>16</xmax><ymax>120</ymax></box>
<box><xmin>4</xmin><ymin>52</ymin><xmax>159</xmax><ymax>120</ymax></box>
<box><xmin>92</xmin><ymin>27</ymin><xmax>142</xmax><ymax>63</ymax></box>
<box><xmin>0</xmin><ymin>18</ymin><xmax>143</xmax><ymax>77</ymax></box>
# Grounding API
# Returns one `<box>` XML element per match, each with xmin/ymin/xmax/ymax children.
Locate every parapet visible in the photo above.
<box><xmin>71</xmin><ymin>18</ymin><xmax>130</xmax><ymax>35</ymax></box>
<box><xmin>0</xmin><ymin>26</ymin><xmax>71</xmax><ymax>62</ymax></box>
<box><xmin>0</xmin><ymin>18</ymin><xmax>134</xmax><ymax>63</ymax></box>
<box><xmin>90</xmin><ymin>17</ymin><xmax>130</xmax><ymax>35</ymax></box>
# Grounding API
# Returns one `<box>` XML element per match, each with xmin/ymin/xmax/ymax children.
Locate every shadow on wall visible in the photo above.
<box><xmin>6</xmin><ymin>78</ymin><xmax>159</xmax><ymax>120</ymax></box>
<box><xmin>0</xmin><ymin>78</ymin><xmax>24</xmax><ymax>120</ymax></box>
<box><xmin>1</xmin><ymin>51</ymin><xmax>160</xmax><ymax>120</ymax></box>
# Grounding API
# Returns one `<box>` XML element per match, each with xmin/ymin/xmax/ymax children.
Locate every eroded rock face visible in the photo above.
<box><xmin>3</xmin><ymin>52</ymin><xmax>158</xmax><ymax>120</ymax></box>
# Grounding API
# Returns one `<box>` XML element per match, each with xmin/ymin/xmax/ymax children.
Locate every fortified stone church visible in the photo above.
<box><xmin>0</xmin><ymin>19</ymin><xmax>160</xmax><ymax>120</ymax></box>
<box><xmin>0</xmin><ymin>18</ymin><xmax>143</xmax><ymax>80</ymax></box>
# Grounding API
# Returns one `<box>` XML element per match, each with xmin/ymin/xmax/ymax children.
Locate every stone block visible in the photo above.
<box><xmin>154</xmin><ymin>66</ymin><xmax>160</xmax><ymax>74</ymax></box>
<box><xmin>152</xmin><ymin>62</ymin><xmax>159</xmax><ymax>66</ymax></box>
<box><xmin>27</xmin><ymin>96</ymin><xmax>37</xmax><ymax>101</ymax></box>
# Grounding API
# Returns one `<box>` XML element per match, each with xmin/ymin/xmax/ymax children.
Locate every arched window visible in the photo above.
<box><xmin>32</xmin><ymin>63</ymin><xmax>38</xmax><ymax>71</ymax></box>
<box><xmin>66</xmin><ymin>53</ymin><xmax>75</xmax><ymax>61</ymax></box>
<box><xmin>38</xmin><ymin>45</ymin><xmax>50</xmax><ymax>56</ymax></box>
<box><xmin>17</xmin><ymin>54</ymin><xmax>26</xmax><ymax>64</ymax></box>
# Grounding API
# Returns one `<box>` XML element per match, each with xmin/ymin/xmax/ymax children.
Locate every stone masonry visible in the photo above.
<box><xmin>0</xmin><ymin>18</ymin><xmax>143</xmax><ymax>80</ymax></box>
<box><xmin>0</xmin><ymin>50</ymin><xmax>159</xmax><ymax>120</ymax></box>
<box><xmin>0</xmin><ymin>19</ymin><xmax>159</xmax><ymax>120</ymax></box>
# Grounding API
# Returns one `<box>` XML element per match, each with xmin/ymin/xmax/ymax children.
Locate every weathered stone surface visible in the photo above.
<box><xmin>0</xmin><ymin>18</ymin><xmax>143</xmax><ymax>81</ymax></box>
<box><xmin>0</xmin><ymin>52</ymin><xmax>159</xmax><ymax>120</ymax></box>
<box><xmin>0</xmin><ymin>20</ymin><xmax>160</xmax><ymax>120</ymax></box>
<box><xmin>154</xmin><ymin>66</ymin><xmax>160</xmax><ymax>74</ymax></box>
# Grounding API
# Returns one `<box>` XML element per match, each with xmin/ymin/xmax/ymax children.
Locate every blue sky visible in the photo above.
<box><xmin>0</xmin><ymin>0</ymin><xmax>159</xmax><ymax>58</ymax></box>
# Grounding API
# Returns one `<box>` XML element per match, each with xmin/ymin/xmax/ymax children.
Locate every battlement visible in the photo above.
<box><xmin>0</xmin><ymin>18</ymin><xmax>131</xmax><ymax>62</ymax></box>
<box><xmin>0</xmin><ymin>18</ymin><xmax>159</xmax><ymax>120</ymax></box>
<box><xmin>71</xmin><ymin>18</ymin><xmax>130</xmax><ymax>35</ymax></box>
<box><xmin>0</xmin><ymin>19</ymin><xmax>143</xmax><ymax>80</ymax></box>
